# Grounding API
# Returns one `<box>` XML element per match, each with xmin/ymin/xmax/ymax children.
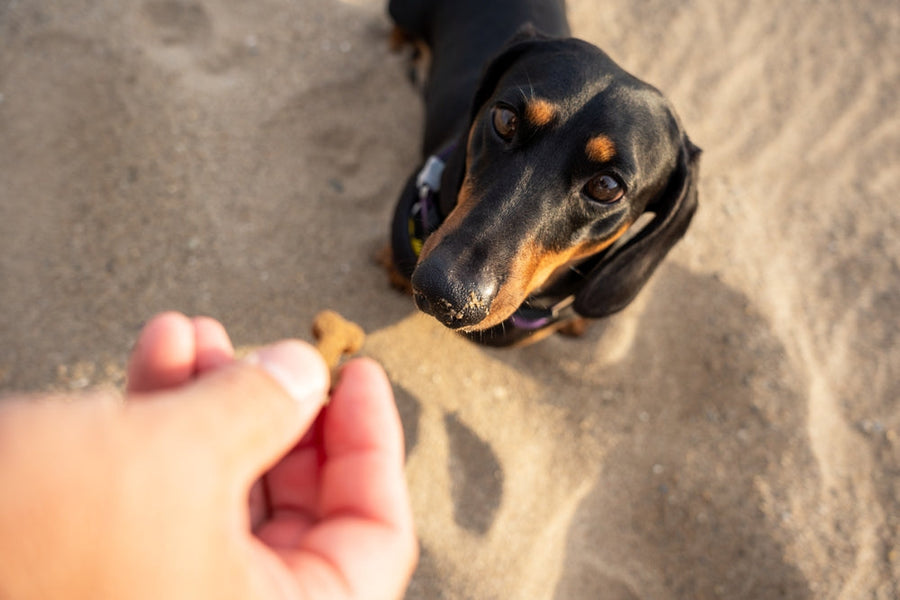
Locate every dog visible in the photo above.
<box><xmin>387</xmin><ymin>0</ymin><xmax>700</xmax><ymax>346</ymax></box>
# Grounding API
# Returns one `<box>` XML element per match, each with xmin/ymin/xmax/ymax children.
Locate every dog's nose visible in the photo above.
<box><xmin>411</xmin><ymin>263</ymin><xmax>495</xmax><ymax>329</ymax></box>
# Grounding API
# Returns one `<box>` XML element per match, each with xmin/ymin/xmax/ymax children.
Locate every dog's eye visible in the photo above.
<box><xmin>492</xmin><ymin>106</ymin><xmax>518</xmax><ymax>141</ymax></box>
<box><xmin>584</xmin><ymin>174</ymin><xmax>625</xmax><ymax>203</ymax></box>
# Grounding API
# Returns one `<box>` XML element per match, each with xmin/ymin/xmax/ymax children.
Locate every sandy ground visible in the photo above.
<box><xmin>1</xmin><ymin>0</ymin><xmax>899</xmax><ymax>598</ymax></box>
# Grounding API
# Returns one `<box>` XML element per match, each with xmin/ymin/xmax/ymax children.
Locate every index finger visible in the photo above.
<box><xmin>319</xmin><ymin>358</ymin><xmax>410</xmax><ymax>526</ymax></box>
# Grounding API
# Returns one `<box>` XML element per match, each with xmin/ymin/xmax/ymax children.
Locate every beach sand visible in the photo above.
<box><xmin>1</xmin><ymin>0</ymin><xmax>898</xmax><ymax>597</ymax></box>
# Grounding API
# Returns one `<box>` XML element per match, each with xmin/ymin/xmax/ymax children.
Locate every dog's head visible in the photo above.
<box><xmin>411</xmin><ymin>36</ymin><xmax>700</xmax><ymax>332</ymax></box>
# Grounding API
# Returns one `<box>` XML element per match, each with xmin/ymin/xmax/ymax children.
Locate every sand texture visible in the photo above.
<box><xmin>1</xmin><ymin>0</ymin><xmax>899</xmax><ymax>598</ymax></box>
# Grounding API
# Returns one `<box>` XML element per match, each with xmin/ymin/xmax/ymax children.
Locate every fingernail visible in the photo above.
<box><xmin>246</xmin><ymin>341</ymin><xmax>329</xmax><ymax>406</ymax></box>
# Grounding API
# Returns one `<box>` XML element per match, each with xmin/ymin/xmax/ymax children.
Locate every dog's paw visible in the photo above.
<box><xmin>388</xmin><ymin>25</ymin><xmax>414</xmax><ymax>52</ymax></box>
<box><xmin>388</xmin><ymin>26</ymin><xmax>429</xmax><ymax>89</ymax></box>
<box><xmin>375</xmin><ymin>244</ymin><xmax>413</xmax><ymax>294</ymax></box>
<box><xmin>556</xmin><ymin>317</ymin><xmax>590</xmax><ymax>338</ymax></box>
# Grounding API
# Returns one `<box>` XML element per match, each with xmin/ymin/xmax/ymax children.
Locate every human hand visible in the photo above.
<box><xmin>0</xmin><ymin>312</ymin><xmax>417</xmax><ymax>600</ymax></box>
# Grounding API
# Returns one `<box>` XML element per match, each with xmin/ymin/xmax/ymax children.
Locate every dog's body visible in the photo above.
<box><xmin>388</xmin><ymin>0</ymin><xmax>700</xmax><ymax>346</ymax></box>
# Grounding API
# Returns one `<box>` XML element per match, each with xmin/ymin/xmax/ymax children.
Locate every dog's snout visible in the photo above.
<box><xmin>411</xmin><ymin>261</ymin><xmax>495</xmax><ymax>329</ymax></box>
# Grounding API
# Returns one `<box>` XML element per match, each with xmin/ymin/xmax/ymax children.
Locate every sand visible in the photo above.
<box><xmin>1</xmin><ymin>0</ymin><xmax>898</xmax><ymax>597</ymax></box>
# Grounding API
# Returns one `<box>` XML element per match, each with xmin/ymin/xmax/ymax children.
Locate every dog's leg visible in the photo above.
<box><xmin>375</xmin><ymin>244</ymin><xmax>414</xmax><ymax>295</ymax></box>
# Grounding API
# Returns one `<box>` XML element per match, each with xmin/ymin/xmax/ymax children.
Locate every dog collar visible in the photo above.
<box><xmin>508</xmin><ymin>295</ymin><xmax>577</xmax><ymax>330</ymax></box>
<box><xmin>408</xmin><ymin>153</ymin><xmax>447</xmax><ymax>255</ymax></box>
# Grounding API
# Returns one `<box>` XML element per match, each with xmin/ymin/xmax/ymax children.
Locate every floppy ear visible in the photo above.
<box><xmin>573</xmin><ymin>138</ymin><xmax>701</xmax><ymax>318</ymax></box>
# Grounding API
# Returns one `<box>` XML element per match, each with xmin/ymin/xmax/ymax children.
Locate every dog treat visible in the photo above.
<box><xmin>312</xmin><ymin>310</ymin><xmax>365</xmax><ymax>374</ymax></box>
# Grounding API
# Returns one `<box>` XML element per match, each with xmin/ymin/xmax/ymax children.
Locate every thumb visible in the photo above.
<box><xmin>157</xmin><ymin>340</ymin><xmax>329</xmax><ymax>482</ymax></box>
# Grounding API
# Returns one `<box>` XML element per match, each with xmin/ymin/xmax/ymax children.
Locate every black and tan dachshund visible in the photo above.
<box><xmin>387</xmin><ymin>0</ymin><xmax>700</xmax><ymax>346</ymax></box>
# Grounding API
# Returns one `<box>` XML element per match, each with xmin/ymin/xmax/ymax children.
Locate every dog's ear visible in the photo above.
<box><xmin>573</xmin><ymin>138</ymin><xmax>701</xmax><ymax>318</ymax></box>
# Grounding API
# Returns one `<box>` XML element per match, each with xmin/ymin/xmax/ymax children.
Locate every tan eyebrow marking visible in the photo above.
<box><xmin>586</xmin><ymin>135</ymin><xmax>617</xmax><ymax>162</ymax></box>
<box><xmin>525</xmin><ymin>99</ymin><xmax>557</xmax><ymax>127</ymax></box>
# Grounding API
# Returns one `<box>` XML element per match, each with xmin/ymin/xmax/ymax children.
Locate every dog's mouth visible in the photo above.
<box><xmin>409</xmin><ymin>235</ymin><xmax>585</xmax><ymax>332</ymax></box>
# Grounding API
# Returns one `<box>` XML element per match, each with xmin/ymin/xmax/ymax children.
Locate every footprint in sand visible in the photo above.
<box><xmin>138</xmin><ymin>0</ymin><xmax>261</xmax><ymax>78</ymax></box>
<box><xmin>444</xmin><ymin>412</ymin><xmax>503</xmax><ymax>535</ymax></box>
<box><xmin>394</xmin><ymin>385</ymin><xmax>504</xmax><ymax>536</ymax></box>
<box><xmin>141</xmin><ymin>0</ymin><xmax>212</xmax><ymax>47</ymax></box>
